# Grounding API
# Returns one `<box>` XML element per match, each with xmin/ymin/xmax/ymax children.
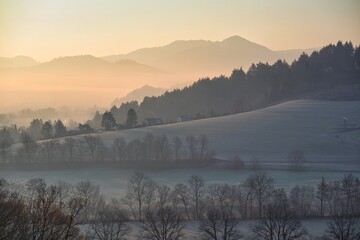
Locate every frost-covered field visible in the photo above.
<box><xmin>54</xmin><ymin>100</ymin><xmax>360</xmax><ymax>163</ymax></box>
<box><xmin>3</xmin><ymin>100</ymin><xmax>359</xmax><ymax>198</ymax></box>
<box><xmin>1</xmin><ymin>167</ymin><xmax>359</xmax><ymax>200</ymax></box>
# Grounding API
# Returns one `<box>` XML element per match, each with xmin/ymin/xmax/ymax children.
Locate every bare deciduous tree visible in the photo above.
<box><xmin>21</xmin><ymin>131</ymin><xmax>38</xmax><ymax>163</ymax></box>
<box><xmin>64</xmin><ymin>138</ymin><xmax>76</xmax><ymax>162</ymax></box>
<box><xmin>84</xmin><ymin>135</ymin><xmax>101</xmax><ymax>161</ymax></box>
<box><xmin>122</xmin><ymin>172</ymin><xmax>152</xmax><ymax>221</ymax></box>
<box><xmin>0</xmin><ymin>179</ymin><xmax>30</xmax><ymax>240</ymax></box>
<box><xmin>198</xmin><ymin>134</ymin><xmax>209</xmax><ymax>161</ymax></box>
<box><xmin>325</xmin><ymin>215</ymin><xmax>360</xmax><ymax>240</ymax></box>
<box><xmin>87</xmin><ymin>205</ymin><xmax>130</xmax><ymax>240</ymax></box>
<box><xmin>157</xmin><ymin>184</ymin><xmax>171</xmax><ymax>209</ymax></box>
<box><xmin>75</xmin><ymin>180</ymin><xmax>102</xmax><ymax>222</ymax></box>
<box><xmin>189</xmin><ymin>175</ymin><xmax>205</xmax><ymax>220</ymax></box>
<box><xmin>143</xmin><ymin>133</ymin><xmax>155</xmax><ymax>161</ymax></box>
<box><xmin>207</xmin><ymin>184</ymin><xmax>238</xmax><ymax>218</ymax></box>
<box><xmin>112</xmin><ymin>137</ymin><xmax>126</xmax><ymax>162</ymax></box>
<box><xmin>290</xmin><ymin>185</ymin><xmax>315</xmax><ymax>217</ymax></box>
<box><xmin>140</xmin><ymin>206</ymin><xmax>184</xmax><ymax>240</ymax></box>
<box><xmin>186</xmin><ymin>135</ymin><xmax>198</xmax><ymax>161</ymax></box>
<box><xmin>172</xmin><ymin>136</ymin><xmax>182</xmax><ymax>162</ymax></box>
<box><xmin>41</xmin><ymin>139</ymin><xmax>59</xmax><ymax>162</ymax></box>
<box><xmin>250</xmin><ymin>201</ymin><xmax>307</xmax><ymax>240</ymax></box>
<box><xmin>172</xmin><ymin>183</ymin><xmax>191</xmax><ymax>220</ymax></box>
<box><xmin>199</xmin><ymin>208</ymin><xmax>243</xmax><ymax>240</ymax></box>
<box><xmin>341</xmin><ymin>174</ymin><xmax>356</xmax><ymax>216</ymax></box>
<box><xmin>246</xmin><ymin>173</ymin><xmax>274</xmax><ymax>218</ymax></box>
<box><xmin>316</xmin><ymin>177</ymin><xmax>326</xmax><ymax>217</ymax></box>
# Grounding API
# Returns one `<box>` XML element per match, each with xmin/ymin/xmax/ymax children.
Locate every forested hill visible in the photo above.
<box><xmin>109</xmin><ymin>42</ymin><xmax>359</xmax><ymax>123</ymax></box>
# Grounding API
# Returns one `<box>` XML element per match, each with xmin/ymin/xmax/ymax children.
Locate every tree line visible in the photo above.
<box><xmin>0</xmin><ymin>133</ymin><xmax>213</xmax><ymax>167</ymax></box>
<box><xmin>1</xmin><ymin>173</ymin><xmax>359</xmax><ymax>239</ymax></box>
<box><xmin>95</xmin><ymin>41</ymin><xmax>359</xmax><ymax>124</ymax></box>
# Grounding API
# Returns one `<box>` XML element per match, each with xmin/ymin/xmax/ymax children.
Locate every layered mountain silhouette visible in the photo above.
<box><xmin>0</xmin><ymin>56</ymin><xmax>38</xmax><ymax>68</ymax></box>
<box><xmin>0</xmin><ymin>35</ymin><xmax>318</xmax><ymax>111</ymax></box>
<box><xmin>103</xmin><ymin>35</ymin><xmax>317</xmax><ymax>75</ymax></box>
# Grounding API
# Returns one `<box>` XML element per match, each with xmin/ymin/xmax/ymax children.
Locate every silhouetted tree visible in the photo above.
<box><xmin>186</xmin><ymin>135</ymin><xmax>198</xmax><ymax>161</ymax></box>
<box><xmin>79</xmin><ymin>123</ymin><xmax>93</xmax><ymax>133</ymax></box>
<box><xmin>54</xmin><ymin>119</ymin><xmax>67</xmax><ymax>137</ymax></box>
<box><xmin>41</xmin><ymin>139</ymin><xmax>59</xmax><ymax>162</ymax></box>
<box><xmin>317</xmin><ymin>177</ymin><xmax>327</xmax><ymax>217</ymax></box>
<box><xmin>172</xmin><ymin>136</ymin><xmax>182</xmax><ymax>162</ymax></box>
<box><xmin>126</xmin><ymin>108</ymin><xmax>137</xmax><ymax>128</ymax></box>
<box><xmin>112</xmin><ymin>137</ymin><xmax>126</xmax><ymax>162</ymax></box>
<box><xmin>20</xmin><ymin>131</ymin><xmax>38</xmax><ymax>163</ymax></box>
<box><xmin>64</xmin><ymin>138</ymin><xmax>76</xmax><ymax>162</ymax></box>
<box><xmin>288</xmin><ymin>149</ymin><xmax>306</xmax><ymax>170</ymax></box>
<box><xmin>83</xmin><ymin>135</ymin><xmax>101</xmax><ymax>161</ymax></box>
<box><xmin>101</xmin><ymin>111</ymin><xmax>117</xmax><ymax>131</ymax></box>
<box><xmin>0</xmin><ymin>128</ymin><xmax>13</xmax><ymax>164</ymax></box>
<box><xmin>41</xmin><ymin>120</ymin><xmax>53</xmax><ymax>139</ymax></box>
<box><xmin>27</xmin><ymin>118</ymin><xmax>43</xmax><ymax>140</ymax></box>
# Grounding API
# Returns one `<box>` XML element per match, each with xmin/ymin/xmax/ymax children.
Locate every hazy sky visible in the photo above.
<box><xmin>1</xmin><ymin>0</ymin><xmax>359</xmax><ymax>62</ymax></box>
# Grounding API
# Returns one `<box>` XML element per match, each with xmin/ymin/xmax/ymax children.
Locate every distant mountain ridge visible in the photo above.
<box><xmin>0</xmin><ymin>56</ymin><xmax>39</xmax><ymax>68</ymax></box>
<box><xmin>36</xmin><ymin>55</ymin><xmax>162</xmax><ymax>72</ymax></box>
<box><xmin>102</xmin><ymin>35</ymin><xmax>319</xmax><ymax>75</ymax></box>
<box><xmin>111</xmin><ymin>85</ymin><xmax>167</xmax><ymax>107</ymax></box>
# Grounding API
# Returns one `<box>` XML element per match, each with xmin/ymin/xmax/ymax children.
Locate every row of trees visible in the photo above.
<box><xmin>96</xmin><ymin>42</ymin><xmax>359</xmax><ymax>123</ymax></box>
<box><xmin>0</xmin><ymin>107</ymin><xmax>138</xmax><ymax>154</ymax></box>
<box><xmin>87</xmin><ymin>108</ymin><xmax>138</xmax><ymax>131</ymax></box>
<box><xmin>1</xmin><ymin>133</ymin><xmax>212</xmax><ymax>166</ymax></box>
<box><xmin>1</xmin><ymin>173</ymin><xmax>359</xmax><ymax>239</ymax></box>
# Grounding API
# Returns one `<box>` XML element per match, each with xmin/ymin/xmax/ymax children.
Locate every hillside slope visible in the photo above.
<box><xmin>76</xmin><ymin>100</ymin><xmax>360</xmax><ymax>163</ymax></box>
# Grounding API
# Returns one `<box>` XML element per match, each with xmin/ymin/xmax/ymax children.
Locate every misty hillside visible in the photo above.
<box><xmin>0</xmin><ymin>56</ymin><xmax>39</xmax><ymax>68</ymax></box>
<box><xmin>103</xmin><ymin>36</ymin><xmax>316</xmax><ymax>75</ymax></box>
<box><xmin>104</xmin><ymin>42</ymin><xmax>358</xmax><ymax>123</ymax></box>
<box><xmin>60</xmin><ymin>100</ymin><xmax>360</xmax><ymax>164</ymax></box>
<box><xmin>111</xmin><ymin>84</ymin><xmax>166</xmax><ymax>106</ymax></box>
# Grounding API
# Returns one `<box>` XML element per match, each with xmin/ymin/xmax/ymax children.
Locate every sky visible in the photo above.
<box><xmin>0</xmin><ymin>0</ymin><xmax>359</xmax><ymax>62</ymax></box>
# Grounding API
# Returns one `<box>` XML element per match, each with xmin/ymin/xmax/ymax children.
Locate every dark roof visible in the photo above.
<box><xmin>143</xmin><ymin>118</ymin><xmax>163</xmax><ymax>125</ymax></box>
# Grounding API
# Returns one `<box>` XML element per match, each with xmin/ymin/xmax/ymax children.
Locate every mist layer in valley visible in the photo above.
<box><xmin>0</xmin><ymin>36</ymin><xmax>317</xmax><ymax>113</ymax></box>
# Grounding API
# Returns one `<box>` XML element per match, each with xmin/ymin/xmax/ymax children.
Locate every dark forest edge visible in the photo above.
<box><xmin>1</xmin><ymin>172</ymin><xmax>359</xmax><ymax>239</ymax></box>
<box><xmin>94</xmin><ymin>41</ymin><xmax>360</xmax><ymax>128</ymax></box>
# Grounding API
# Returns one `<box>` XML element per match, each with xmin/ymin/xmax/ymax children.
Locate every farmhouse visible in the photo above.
<box><xmin>143</xmin><ymin>118</ymin><xmax>163</xmax><ymax>126</ymax></box>
<box><xmin>177</xmin><ymin>115</ymin><xmax>194</xmax><ymax>122</ymax></box>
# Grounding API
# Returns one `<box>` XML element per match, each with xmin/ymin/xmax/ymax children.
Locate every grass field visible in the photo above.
<box><xmin>67</xmin><ymin>99</ymin><xmax>360</xmax><ymax>163</ymax></box>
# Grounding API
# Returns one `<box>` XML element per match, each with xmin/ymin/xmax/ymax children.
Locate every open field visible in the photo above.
<box><xmin>3</xmin><ymin>100</ymin><xmax>359</xmax><ymax>199</ymax></box>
